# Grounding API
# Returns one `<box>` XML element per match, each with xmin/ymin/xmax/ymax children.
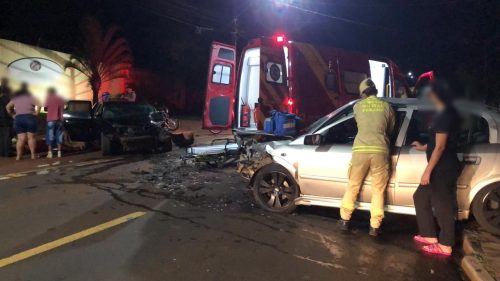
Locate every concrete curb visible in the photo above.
<box><xmin>461</xmin><ymin>232</ymin><xmax>497</xmax><ymax>281</ymax></box>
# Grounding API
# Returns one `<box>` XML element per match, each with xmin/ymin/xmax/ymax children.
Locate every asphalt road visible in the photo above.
<box><xmin>0</xmin><ymin>149</ymin><xmax>466</xmax><ymax>281</ymax></box>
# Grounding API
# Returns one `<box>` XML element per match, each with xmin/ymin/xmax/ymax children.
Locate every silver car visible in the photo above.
<box><xmin>245</xmin><ymin>98</ymin><xmax>500</xmax><ymax>235</ymax></box>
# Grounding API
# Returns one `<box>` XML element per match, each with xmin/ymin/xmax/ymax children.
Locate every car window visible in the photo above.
<box><xmin>405</xmin><ymin>110</ymin><xmax>490</xmax><ymax>147</ymax></box>
<box><xmin>404</xmin><ymin>111</ymin><xmax>434</xmax><ymax>146</ymax></box>
<box><xmin>460</xmin><ymin>113</ymin><xmax>490</xmax><ymax>145</ymax></box>
<box><xmin>320</xmin><ymin>107</ymin><xmax>406</xmax><ymax>146</ymax></box>
<box><xmin>66</xmin><ymin>101</ymin><xmax>91</xmax><ymax>113</ymax></box>
<box><xmin>323</xmin><ymin>117</ymin><xmax>357</xmax><ymax>145</ymax></box>
<box><xmin>102</xmin><ymin>104</ymin><xmax>155</xmax><ymax>119</ymax></box>
<box><xmin>313</xmin><ymin>104</ymin><xmax>354</xmax><ymax>133</ymax></box>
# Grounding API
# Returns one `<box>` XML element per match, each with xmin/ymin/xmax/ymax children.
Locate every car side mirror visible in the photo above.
<box><xmin>304</xmin><ymin>134</ymin><xmax>324</xmax><ymax>146</ymax></box>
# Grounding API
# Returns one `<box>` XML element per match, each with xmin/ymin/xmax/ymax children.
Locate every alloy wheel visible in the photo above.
<box><xmin>257</xmin><ymin>171</ymin><xmax>296</xmax><ymax>209</ymax></box>
<box><xmin>483</xmin><ymin>186</ymin><xmax>500</xmax><ymax>229</ymax></box>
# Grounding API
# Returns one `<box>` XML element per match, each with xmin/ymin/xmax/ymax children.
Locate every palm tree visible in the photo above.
<box><xmin>65</xmin><ymin>18</ymin><xmax>133</xmax><ymax>103</ymax></box>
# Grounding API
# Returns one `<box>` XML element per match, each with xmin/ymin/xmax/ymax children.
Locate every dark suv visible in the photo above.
<box><xmin>63</xmin><ymin>100</ymin><xmax>172</xmax><ymax>155</ymax></box>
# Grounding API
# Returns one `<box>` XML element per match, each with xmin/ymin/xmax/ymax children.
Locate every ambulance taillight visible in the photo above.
<box><xmin>275</xmin><ymin>34</ymin><xmax>286</xmax><ymax>44</ymax></box>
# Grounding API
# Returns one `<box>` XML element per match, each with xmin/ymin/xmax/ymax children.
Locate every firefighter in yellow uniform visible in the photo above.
<box><xmin>339</xmin><ymin>78</ymin><xmax>395</xmax><ymax>236</ymax></box>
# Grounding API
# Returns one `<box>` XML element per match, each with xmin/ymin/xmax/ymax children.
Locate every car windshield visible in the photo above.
<box><xmin>302</xmin><ymin>102</ymin><xmax>356</xmax><ymax>135</ymax></box>
<box><xmin>103</xmin><ymin>103</ymin><xmax>155</xmax><ymax>120</ymax></box>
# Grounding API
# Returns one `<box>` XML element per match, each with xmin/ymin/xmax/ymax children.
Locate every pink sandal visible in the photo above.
<box><xmin>413</xmin><ymin>235</ymin><xmax>436</xmax><ymax>245</ymax></box>
<box><xmin>422</xmin><ymin>244</ymin><xmax>452</xmax><ymax>256</ymax></box>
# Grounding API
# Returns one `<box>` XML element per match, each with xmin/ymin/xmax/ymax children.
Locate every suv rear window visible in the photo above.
<box><xmin>66</xmin><ymin>101</ymin><xmax>91</xmax><ymax>113</ymax></box>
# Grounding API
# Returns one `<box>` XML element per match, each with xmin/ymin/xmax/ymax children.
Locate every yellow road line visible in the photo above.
<box><xmin>0</xmin><ymin>211</ymin><xmax>146</xmax><ymax>268</ymax></box>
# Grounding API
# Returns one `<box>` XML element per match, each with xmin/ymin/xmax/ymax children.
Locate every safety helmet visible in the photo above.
<box><xmin>359</xmin><ymin>78</ymin><xmax>377</xmax><ymax>96</ymax></box>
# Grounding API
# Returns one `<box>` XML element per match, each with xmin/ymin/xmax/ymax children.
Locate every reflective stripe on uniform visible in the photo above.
<box><xmin>352</xmin><ymin>145</ymin><xmax>388</xmax><ymax>153</ymax></box>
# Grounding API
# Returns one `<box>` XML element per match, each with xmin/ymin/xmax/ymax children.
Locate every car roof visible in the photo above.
<box><xmin>384</xmin><ymin>98</ymin><xmax>500</xmax><ymax>137</ymax></box>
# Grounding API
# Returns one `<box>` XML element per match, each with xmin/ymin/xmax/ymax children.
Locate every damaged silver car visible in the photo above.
<box><xmin>241</xmin><ymin>98</ymin><xmax>500</xmax><ymax>235</ymax></box>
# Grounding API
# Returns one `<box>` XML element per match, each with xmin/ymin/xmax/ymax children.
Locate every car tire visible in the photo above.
<box><xmin>101</xmin><ymin>133</ymin><xmax>117</xmax><ymax>156</ymax></box>
<box><xmin>472</xmin><ymin>183</ymin><xmax>500</xmax><ymax>235</ymax></box>
<box><xmin>252</xmin><ymin>164</ymin><xmax>299</xmax><ymax>213</ymax></box>
<box><xmin>163</xmin><ymin>137</ymin><xmax>172</xmax><ymax>152</ymax></box>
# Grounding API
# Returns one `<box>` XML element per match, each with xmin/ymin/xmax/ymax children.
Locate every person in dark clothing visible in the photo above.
<box><xmin>411</xmin><ymin>81</ymin><xmax>461</xmax><ymax>256</ymax></box>
<box><xmin>0</xmin><ymin>77</ymin><xmax>12</xmax><ymax>157</ymax></box>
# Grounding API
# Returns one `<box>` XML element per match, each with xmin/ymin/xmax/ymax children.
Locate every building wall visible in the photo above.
<box><xmin>0</xmin><ymin>38</ymin><xmax>93</xmax><ymax>102</ymax></box>
<box><xmin>0</xmin><ymin>39</ymin><xmax>132</xmax><ymax>102</ymax></box>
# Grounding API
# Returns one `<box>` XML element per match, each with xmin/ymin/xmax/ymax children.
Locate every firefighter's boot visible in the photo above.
<box><xmin>338</xmin><ymin>219</ymin><xmax>350</xmax><ymax>231</ymax></box>
<box><xmin>369</xmin><ymin>227</ymin><xmax>381</xmax><ymax>237</ymax></box>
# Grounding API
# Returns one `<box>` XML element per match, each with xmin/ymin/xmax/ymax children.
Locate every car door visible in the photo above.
<box><xmin>393</xmin><ymin>108</ymin><xmax>430</xmax><ymax>207</ymax></box>
<box><xmin>298</xmin><ymin>107</ymin><xmax>407</xmax><ymax>204</ymax></box>
<box><xmin>395</xmin><ymin>108</ymin><xmax>496</xmax><ymax>212</ymax></box>
<box><xmin>298</xmin><ymin>115</ymin><xmax>358</xmax><ymax>199</ymax></box>
<box><xmin>63</xmin><ymin>100</ymin><xmax>93</xmax><ymax>142</ymax></box>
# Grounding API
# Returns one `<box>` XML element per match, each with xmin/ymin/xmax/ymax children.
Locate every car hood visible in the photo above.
<box><xmin>104</xmin><ymin>116</ymin><xmax>151</xmax><ymax>126</ymax></box>
<box><xmin>265</xmin><ymin>140</ymin><xmax>292</xmax><ymax>155</ymax></box>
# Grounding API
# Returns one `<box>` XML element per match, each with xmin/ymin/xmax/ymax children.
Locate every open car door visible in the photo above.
<box><xmin>202</xmin><ymin>42</ymin><xmax>237</xmax><ymax>130</ymax></box>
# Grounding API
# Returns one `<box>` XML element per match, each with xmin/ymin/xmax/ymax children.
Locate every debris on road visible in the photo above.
<box><xmin>462</xmin><ymin>226</ymin><xmax>500</xmax><ymax>281</ymax></box>
<box><xmin>140</xmin><ymin>149</ymin><xmax>252</xmax><ymax>213</ymax></box>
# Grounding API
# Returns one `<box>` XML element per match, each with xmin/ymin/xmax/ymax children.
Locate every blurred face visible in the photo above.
<box><xmin>426</xmin><ymin>89</ymin><xmax>443</xmax><ymax>109</ymax></box>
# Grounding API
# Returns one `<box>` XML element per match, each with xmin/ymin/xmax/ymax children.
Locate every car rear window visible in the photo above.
<box><xmin>66</xmin><ymin>101</ymin><xmax>91</xmax><ymax>113</ymax></box>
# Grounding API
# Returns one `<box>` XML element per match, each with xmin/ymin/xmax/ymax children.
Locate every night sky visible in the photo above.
<box><xmin>1</xmin><ymin>0</ymin><xmax>499</xmax><ymax>105</ymax></box>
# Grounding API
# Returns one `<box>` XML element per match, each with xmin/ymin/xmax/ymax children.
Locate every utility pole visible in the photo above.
<box><xmin>231</xmin><ymin>17</ymin><xmax>239</xmax><ymax>52</ymax></box>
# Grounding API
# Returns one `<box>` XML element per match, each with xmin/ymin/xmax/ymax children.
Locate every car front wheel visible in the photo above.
<box><xmin>252</xmin><ymin>164</ymin><xmax>299</xmax><ymax>213</ymax></box>
<box><xmin>101</xmin><ymin>133</ymin><xmax>119</xmax><ymax>156</ymax></box>
<box><xmin>472</xmin><ymin>183</ymin><xmax>500</xmax><ymax>235</ymax></box>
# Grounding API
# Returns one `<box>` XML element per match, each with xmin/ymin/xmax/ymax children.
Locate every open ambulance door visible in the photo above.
<box><xmin>202</xmin><ymin>42</ymin><xmax>237</xmax><ymax>130</ymax></box>
<box><xmin>259</xmin><ymin>41</ymin><xmax>289</xmax><ymax>114</ymax></box>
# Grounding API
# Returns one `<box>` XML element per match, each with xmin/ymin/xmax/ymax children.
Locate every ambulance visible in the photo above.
<box><xmin>202</xmin><ymin>35</ymin><xmax>407</xmax><ymax>132</ymax></box>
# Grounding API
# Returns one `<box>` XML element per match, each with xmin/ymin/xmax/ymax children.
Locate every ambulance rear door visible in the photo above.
<box><xmin>202</xmin><ymin>42</ymin><xmax>237</xmax><ymax>130</ymax></box>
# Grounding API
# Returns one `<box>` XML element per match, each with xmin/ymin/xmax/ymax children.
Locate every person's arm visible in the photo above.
<box><xmin>411</xmin><ymin>141</ymin><xmax>427</xmax><ymax>151</ymax></box>
<box><xmin>420</xmin><ymin>133</ymin><xmax>448</xmax><ymax>185</ymax></box>
<box><xmin>6</xmin><ymin>101</ymin><xmax>15</xmax><ymax>117</ymax></box>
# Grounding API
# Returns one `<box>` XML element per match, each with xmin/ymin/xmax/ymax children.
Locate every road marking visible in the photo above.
<box><xmin>0</xmin><ymin>158</ymin><xmax>123</xmax><ymax>181</ymax></box>
<box><xmin>0</xmin><ymin>211</ymin><xmax>146</xmax><ymax>268</ymax></box>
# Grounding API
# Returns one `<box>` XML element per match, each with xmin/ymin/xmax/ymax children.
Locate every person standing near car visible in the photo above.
<box><xmin>5</xmin><ymin>82</ymin><xmax>40</xmax><ymax>160</ymax></box>
<box><xmin>411</xmin><ymin>81</ymin><xmax>460</xmax><ymax>256</ymax></box>
<box><xmin>339</xmin><ymin>78</ymin><xmax>395</xmax><ymax>236</ymax></box>
<box><xmin>123</xmin><ymin>86</ymin><xmax>136</xmax><ymax>102</ymax></box>
<box><xmin>44</xmin><ymin>87</ymin><xmax>65</xmax><ymax>158</ymax></box>
<box><xmin>0</xmin><ymin>78</ymin><xmax>12</xmax><ymax>157</ymax></box>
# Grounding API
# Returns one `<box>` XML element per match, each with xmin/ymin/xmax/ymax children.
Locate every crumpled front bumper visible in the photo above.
<box><xmin>119</xmin><ymin>135</ymin><xmax>156</xmax><ymax>151</ymax></box>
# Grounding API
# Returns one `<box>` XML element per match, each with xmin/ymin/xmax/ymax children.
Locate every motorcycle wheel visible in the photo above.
<box><xmin>166</xmin><ymin>119</ymin><xmax>180</xmax><ymax>131</ymax></box>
